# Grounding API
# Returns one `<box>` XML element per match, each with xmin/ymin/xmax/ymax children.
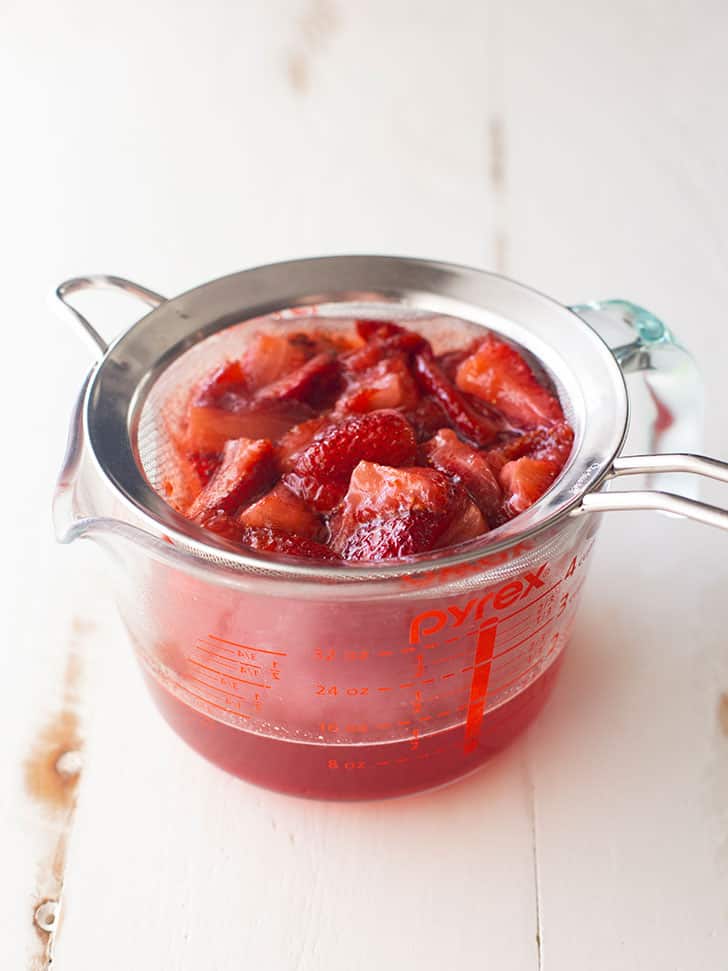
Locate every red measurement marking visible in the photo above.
<box><xmin>177</xmin><ymin>685</ymin><xmax>252</xmax><ymax>720</ymax></box>
<box><xmin>377</xmin><ymin>650</ymin><xmax>393</xmax><ymax>657</ymax></box>
<box><xmin>207</xmin><ymin>634</ymin><xmax>287</xmax><ymax>657</ymax></box>
<box><xmin>188</xmin><ymin>658</ymin><xmax>270</xmax><ymax>690</ymax></box>
<box><xmin>415</xmin><ymin>654</ymin><xmax>424</xmax><ymax>678</ymax></box>
<box><xmin>489</xmin><ymin>636</ymin><xmax>563</xmax><ymax>696</ymax></box>
<box><xmin>499</xmin><ymin>578</ymin><xmax>563</xmax><ymax>624</ymax></box>
<box><xmin>192</xmin><ymin>646</ymin><xmax>235</xmax><ymax>665</ymax></box>
<box><xmin>464</xmin><ymin>620</ymin><xmax>498</xmax><ymax>754</ymax></box>
<box><xmin>492</xmin><ymin>617</ymin><xmax>553</xmax><ymax>661</ymax></box>
<box><xmin>186</xmin><ymin>674</ymin><xmax>254</xmax><ymax>704</ymax></box>
<box><xmin>193</xmin><ymin>645</ymin><xmax>262</xmax><ymax>670</ymax></box>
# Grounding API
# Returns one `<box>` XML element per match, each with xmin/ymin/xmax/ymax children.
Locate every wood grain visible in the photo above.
<box><xmin>2</xmin><ymin>0</ymin><xmax>727</xmax><ymax>968</ymax></box>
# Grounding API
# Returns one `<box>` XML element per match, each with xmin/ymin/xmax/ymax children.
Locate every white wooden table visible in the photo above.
<box><xmin>3</xmin><ymin>2</ymin><xmax>728</xmax><ymax>968</ymax></box>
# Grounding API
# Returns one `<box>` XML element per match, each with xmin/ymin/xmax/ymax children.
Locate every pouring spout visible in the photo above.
<box><xmin>53</xmin><ymin>375</ymin><xmax>93</xmax><ymax>544</ymax></box>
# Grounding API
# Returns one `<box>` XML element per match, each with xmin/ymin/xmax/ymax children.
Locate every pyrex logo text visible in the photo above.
<box><xmin>408</xmin><ymin>564</ymin><xmax>548</xmax><ymax>644</ymax></box>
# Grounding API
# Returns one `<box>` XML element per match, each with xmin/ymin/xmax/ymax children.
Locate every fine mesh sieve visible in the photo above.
<box><xmin>136</xmin><ymin>303</ymin><xmax>577</xmax><ymax>514</ymax></box>
<box><xmin>62</xmin><ymin>257</ymin><xmax>636</xmax><ymax>581</ymax></box>
<box><xmin>55</xmin><ymin>257</ymin><xmax>728</xmax><ymax>589</ymax></box>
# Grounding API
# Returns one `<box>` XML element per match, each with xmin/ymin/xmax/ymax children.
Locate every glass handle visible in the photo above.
<box><xmin>569</xmin><ymin>299</ymin><xmax>704</xmax><ymax>456</ymax></box>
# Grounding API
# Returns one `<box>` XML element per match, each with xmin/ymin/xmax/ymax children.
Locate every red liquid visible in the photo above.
<box><xmin>143</xmin><ymin>653</ymin><xmax>564</xmax><ymax>800</ymax></box>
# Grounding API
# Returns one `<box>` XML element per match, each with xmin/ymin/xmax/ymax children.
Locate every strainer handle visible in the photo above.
<box><xmin>578</xmin><ymin>453</ymin><xmax>728</xmax><ymax>530</ymax></box>
<box><xmin>54</xmin><ymin>275</ymin><xmax>166</xmax><ymax>356</ymax></box>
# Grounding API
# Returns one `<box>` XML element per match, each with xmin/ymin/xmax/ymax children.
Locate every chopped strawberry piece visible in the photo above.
<box><xmin>186</xmin><ymin>399</ymin><xmax>314</xmax><ymax>454</ymax></box>
<box><xmin>336</xmin><ymin>356</ymin><xmax>419</xmax><ymax>414</ymax></box>
<box><xmin>330</xmin><ymin>461</ymin><xmax>484</xmax><ymax>560</ymax></box>
<box><xmin>485</xmin><ymin>421</ymin><xmax>574</xmax><ymax>475</ymax></box>
<box><xmin>284</xmin><ymin>410</ymin><xmax>417</xmax><ymax>511</ymax></box>
<box><xmin>438</xmin><ymin>494</ymin><xmax>488</xmax><ymax>547</ymax></box>
<box><xmin>193</xmin><ymin>360</ymin><xmax>248</xmax><ymax>409</ymax></box>
<box><xmin>344</xmin><ymin>323</ymin><xmax>430</xmax><ymax>372</ymax></box>
<box><xmin>239</xmin><ymin>483</ymin><xmax>323</xmax><ymax>540</ymax></box>
<box><xmin>355</xmin><ymin>319</ymin><xmax>407</xmax><ymax>341</ymax></box>
<box><xmin>160</xmin><ymin>452</ymin><xmax>205</xmax><ymax>513</ymax></box>
<box><xmin>196</xmin><ymin>509</ymin><xmax>247</xmax><ymax>543</ymax></box>
<box><xmin>436</xmin><ymin>340</ymin><xmax>482</xmax><ymax>379</ymax></box>
<box><xmin>239</xmin><ymin>526</ymin><xmax>341</xmax><ymax>561</ymax></box>
<box><xmin>406</xmin><ymin>397</ymin><xmax>449</xmax><ymax>443</ymax></box>
<box><xmin>499</xmin><ymin>457</ymin><xmax>560</xmax><ymax>515</ymax></box>
<box><xmin>189</xmin><ymin>451</ymin><xmax>221</xmax><ymax>485</ymax></box>
<box><xmin>242</xmin><ymin>332</ymin><xmax>317</xmax><ymax>392</ymax></box>
<box><xmin>456</xmin><ymin>334</ymin><xmax>563</xmax><ymax>428</ymax></box>
<box><xmin>187</xmin><ymin>438</ymin><xmax>276</xmax><ymax>521</ymax></box>
<box><xmin>413</xmin><ymin>352</ymin><xmax>500</xmax><ymax>447</ymax></box>
<box><xmin>423</xmin><ymin>428</ymin><xmax>503</xmax><ymax>525</ymax></box>
<box><xmin>256</xmin><ymin>352</ymin><xmax>342</xmax><ymax>407</ymax></box>
<box><xmin>278</xmin><ymin>416</ymin><xmax>332</xmax><ymax>472</ymax></box>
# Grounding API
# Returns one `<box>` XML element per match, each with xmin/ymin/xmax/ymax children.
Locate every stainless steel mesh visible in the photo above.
<box><xmin>132</xmin><ymin>301</ymin><xmax>578</xmax><ymax>580</ymax></box>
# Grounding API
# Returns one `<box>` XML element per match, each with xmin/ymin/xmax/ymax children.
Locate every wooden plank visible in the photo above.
<box><xmin>499</xmin><ymin>0</ymin><xmax>728</xmax><ymax>965</ymax></box>
<box><xmin>2</xmin><ymin>1</ymin><xmax>544</xmax><ymax>969</ymax></box>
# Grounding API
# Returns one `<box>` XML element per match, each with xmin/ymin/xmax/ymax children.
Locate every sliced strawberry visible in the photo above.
<box><xmin>336</xmin><ymin>356</ymin><xmax>419</xmax><ymax>414</ymax></box>
<box><xmin>255</xmin><ymin>352</ymin><xmax>342</xmax><ymax>407</ymax></box>
<box><xmin>330</xmin><ymin>461</ymin><xmax>484</xmax><ymax>560</ymax></box>
<box><xmin>499</xmin><ymin>456</ymin><xmax>560</xmax><ymax>515</ymax></box>
<box><xmin>343</xmin><ymin>324</ymin><xmax>430</xmax><ymax>372</ymax></box>
<box><xmin>242</xmin><ymin>332</ymin><xmax>317</xmax><ymax>392</ymax></box>
<box><xmin>278</xmin><ymin>416</ymin><xmax>332</xmax><ymax>472</ymax></box>
<box><xmin>239</xmin><ymin>482</ymin><xmax>323</xmax><ymax>540</ymax></box>
<box><xmin>405</xmin><ymin>396</ymin><xmax>449</xmax><ymax>443</ymax></box>
<box><xmin>160</xmin><ymin>452</ymin><xmax>205</xmax><ymax>513</ymax></box>
<box><xmin>284</xmin><ymin>410</ymin><xmax>417</xmax><ymax>511</ymax></box>
<box><xmin>413</xmin><ymin>352</ymin><xmax>500</xmax><ymax>447</ymax></box>
<box><xmin>438</xmin><ymin>494</ymin><xmax>488</xmax><ymax>547</ymax></box>
<box><xmin>193</xmin><ymin>360</ymin><xmax>248</xmax><ymax>408</ymax></box>
<box><xmin>423</xmin><ymin>428</ymin><xmax>503</xmax><ymax>525</ymax></box>
<box><xmin>189</xmin><ymin>451</ymin><xmax>221</xmax><ymax>486</ymax></box>
<box><xmin>355</xmin><ymin>319</ymin><xmax>407</xmax><ymax>341</ymax></box>
<box><xmin>485</xmin><ymin>421</ymin><xmax>574</xmax><ymax>475</ymax></box>
<box><xmin>239</xmin><ymin>526</ymin><xmax>340</xmax><ymax>561</ymax></box>
<box><xmin>187</xmin><ymin>438</ymin><xmax>277</xmax><ymax>521</ymax></box>
<box><xmin>186</xmin><ymin>398</ymin><xmax>314</xmax><ymax>454</ymax></box>
<box><xmin>456</xmin><ymin>334</ymin><xmax>563</xmax><ymax>428</ymax></box>
<box><xmin>196</xmin><ymin>509</ymin><xmax>247</xmax><ymax>543</ymax></box>
<box><xmin>436</xmin><ymin>339</ymin><xmax>482</xmax><ymax>379</ymax></box>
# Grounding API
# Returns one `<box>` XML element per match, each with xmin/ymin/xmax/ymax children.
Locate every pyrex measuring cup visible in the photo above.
<box><xmin>53</xmin><ymin>257</ymin><xmax>728</xmax><ymax>800</ymax></box>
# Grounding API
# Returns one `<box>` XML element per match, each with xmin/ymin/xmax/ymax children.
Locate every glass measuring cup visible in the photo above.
<box><xmin>53</xmin><ymin>257</ymin><xmax>728</xmax><ymax>799</ymax></box>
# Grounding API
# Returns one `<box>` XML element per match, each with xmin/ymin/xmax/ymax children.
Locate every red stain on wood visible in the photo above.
<box><xmin>24</xmin><ymin>652</ymin><xmax>83</xmax><ymax>813</ymax></box>
<box><xmin>286</xmin><ymin>0</ymin><xmax>339</xmax><ymax>95</ymax></box>
<box><xmin>25</xmin><ymin>616</ymin><xmax>94</xmax><ymax>969</ymax></box>
<box><xmin>719</xmin><ymin>693</ymin><xmax>728</xmax><ymax>737</ymax></box>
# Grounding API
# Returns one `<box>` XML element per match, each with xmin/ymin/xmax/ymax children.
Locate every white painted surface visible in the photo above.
<box><xmin>2</xmin><ymin>1</ymin><xmax>727</xmax><ymax>968</ymax></box>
